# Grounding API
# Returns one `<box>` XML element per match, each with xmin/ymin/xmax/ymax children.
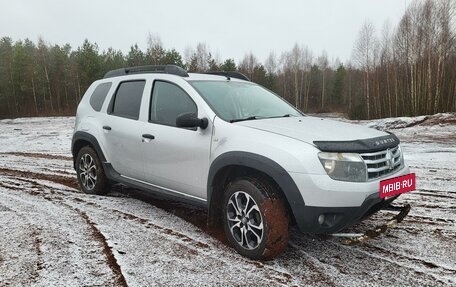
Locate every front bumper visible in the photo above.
<box><xmin>296</xmin><ymin>193</ymin><xmax>399</xmax><ymax>233</ymax></box>
<box><xmin>289</xmin><ymin>165</ymin><xmax>411</xmax><ymax>233</ymax></box>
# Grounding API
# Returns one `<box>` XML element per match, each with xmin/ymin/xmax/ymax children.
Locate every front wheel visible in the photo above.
<box><xmin>76</xmin><ymin>146</ymin><xmax>110</xmax><ymax>195</ymax></box>
<box><xmin>222</xmin><ymin>177</ymin><xmax>289</xmax><ymax>260</ymax></box>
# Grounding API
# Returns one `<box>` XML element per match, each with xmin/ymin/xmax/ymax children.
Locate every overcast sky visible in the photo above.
<box><xmin>0</xmin><ymin>0</ymin><xmax>409</xmax><ymax>64</ymax></box>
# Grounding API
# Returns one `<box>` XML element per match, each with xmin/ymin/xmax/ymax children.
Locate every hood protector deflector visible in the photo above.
<box><xmin>313</xmin><ymin>133</ymin><xmax>400</xmax><ymax>153</ymax></box>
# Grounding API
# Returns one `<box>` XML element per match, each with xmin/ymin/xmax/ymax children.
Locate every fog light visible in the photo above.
<box><xmin>318</xmin><ymin>214</ymin><xmax>325</xmax><ymax>225</ymax></box>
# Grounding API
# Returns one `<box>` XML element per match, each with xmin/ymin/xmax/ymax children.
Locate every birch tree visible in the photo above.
<box><xmin>353</xmin><ymin>21</ymin><xmax>377</xmax><ymax>119</ymax></box>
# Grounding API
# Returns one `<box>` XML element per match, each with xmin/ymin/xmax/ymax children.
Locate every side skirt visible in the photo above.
<box><xmin>103</xmin><ymin>162</ymin><xmax>208</xmax><ymax>209</ymax></box>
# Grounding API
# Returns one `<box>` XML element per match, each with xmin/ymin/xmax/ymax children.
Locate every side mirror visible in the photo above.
<box><xmin>176</xmin><ymin>112</ymin><xmax>208</xmax><ymax>129</ymax></box>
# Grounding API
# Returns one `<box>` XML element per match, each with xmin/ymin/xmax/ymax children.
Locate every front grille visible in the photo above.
<box><xmin>361</xmin><ymin>145</ymin><xmax>402</xmax><ymax>180</ymax></box>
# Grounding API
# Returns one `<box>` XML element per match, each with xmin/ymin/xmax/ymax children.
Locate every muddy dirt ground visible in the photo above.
<box><xmin>0</xmin><ymin>115</ymin><xmax>455</xmax><ymax>286</ymax></box>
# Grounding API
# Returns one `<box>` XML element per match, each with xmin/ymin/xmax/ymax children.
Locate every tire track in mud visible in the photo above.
<box><xmin>2</xmin><ymin>174</ymin><xmax>295</xmax><ymax>286</ymax></box>
<box><xmin>0</xmin><ymin>189</ymin><xmax>73</xmax><ymax>286</ymax></box>
<box><xmin>112</xmin><ymin>208</ymin><xmax>210</xmax><ymax>250</ymax></box>
<box><xmin>325</xmin><ymin>239</ymin><xmax>451</xmax><ymax>285</ymax></box>
<box><xmin>0</xmin><ymin>152</ymin><xmax>72</xmax><ymax>161</ymax></box>
<box><xmin>0</xmin><ymin>168</ymin><xmax>217</xmax><ymax>250</ymax></box>
<box><xmin>66</xmin><ymin>190</ymin><xmax>298</xmax><ymax>285</ymax></box>
<box><xmin>69</xmin><ymin>196</ymin><xmax>212</xmax><ymax>252</ymax></box>
<box><xmin>67</xmin><ymin>196</ymin><xmax>297</xmax><ymax>286</ymax></box>
<box><xmin>413</xmin><ymin>203</ymin><xmax>455</xmax><ymax>209</ymax></box>
<box><xmin>343</xmin><ymin>208</ymin><xmax>456</xmax><ymax>279</ymax></box>
<box><xmin>100</xmin><ymin>206</ymin><xmax>294</xmax><ymax>285</ymax></box>
<box><xmin>414</xmin><ymin>191</ymin><xmax>456</xmax><ymax>200</ymax></box>
<box><xmin>0</xmin><ymin>153</ymin><xmax>75</xmax><ymax>177</ymax></box>
<box><xmin>363</xmin><ymin>243</ymin><xmax>456</xmax><ymax>275</ymax></box>
<box><xmin>0</xmin><ymin>180</ymin><xmax>23</xmax><ymax>192</ymax></box>
<box><xmin>0</xmin><ymin>193</ymin><xmax>45</xmax><ymax>285</ymax></box>
<box><xmin>0</xmin><ymin>181</ymin><xmax>129</xmax><ymax>287</ymax></box>
<box><xmin>0</xmin><ymin>167</ymin><xmax>79</xmax><ymax>190</ymax></box>
<box><xmin>394</xmin><ymin>223</ymin><xmax>453</xmax><ymax>234</ymax></box>
<box><xmin>112</xmin><ymin>209</ymin><xmax>296</xmax><ymax>285</ymax></box>
<box><xmin>74</xmin><ymin>208</ymin><xmax>129</xmax><ymax>287</ymax></box>
<box><xmin>40</xmin><ymin>194</ymin><xmax>129</xmax><ymax>286</ymax></box>
<box><xmin>407</xmin><ymin>214</ymin><xmax>455</xmax><ymax>224</ymax></box>
<box><xmin>288</xmin><ymin>227</ymin><xmax>454</xmax><ymax>286</ymax></box>
<box><xmin>30</xmin><ymin>228</ymin><xmax>44</xmax><ymax>281</ymax></box>
<box><xmin>3</xmin><ymin>168</ymin><xmax>214</xmax><ymax>246</ymax></box>
<box><xmin>287</xmin><ymin>242</ymin><xmax>339</xmax><ymax>287</ymax></box>
<box><xmin>0</xmin><ymin>175</ymin><xmax>78</xmax><ymax>203</ymax></box>
<box><xmin>0</xmin><ymin>163</ymin><xmax>219</xmax><ymax>245</ymax></box>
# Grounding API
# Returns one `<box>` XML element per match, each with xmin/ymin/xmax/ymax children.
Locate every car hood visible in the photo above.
<box><xmin>235</xmin><ymin>116</ymin><xmax>387</xmax><ymax>144</ymax></box>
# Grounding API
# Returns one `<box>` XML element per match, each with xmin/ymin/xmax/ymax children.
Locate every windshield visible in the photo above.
<box><xmin>190</xmin><ymin>81</ymin><xmax>302</xmax><ymax>122</ymax></box>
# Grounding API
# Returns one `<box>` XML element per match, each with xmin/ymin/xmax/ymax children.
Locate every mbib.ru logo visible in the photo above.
<box><xmin>380</xmin><ymin>173</ymin><xmax>416</xmax><ymax>198</ymax></box>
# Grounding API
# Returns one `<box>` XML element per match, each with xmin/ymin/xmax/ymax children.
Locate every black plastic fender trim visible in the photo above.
<box><xmin>71</xmin><ymin>131</ymin><xmax>107</xmax><ymax>169</ymax></box>
<box><xmin>207</xmin><ymin>151</ymin><xmax>307</xmax><ymax>229</ymax></box>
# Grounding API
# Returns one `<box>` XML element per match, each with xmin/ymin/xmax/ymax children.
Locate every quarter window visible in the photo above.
<box><xmin>150</xmin><ymin>81</ymin><xmax>197</xmax><ymax>127</ymax></box>
<box><xmin>90</xmin><ymin>82</ymin><xmax>112</xmax><ymax>111</ymax></box>
<box><xmin>111</xmin><ymin>80</ymin><xmax>145</xmax><ymax>119</ymax></box>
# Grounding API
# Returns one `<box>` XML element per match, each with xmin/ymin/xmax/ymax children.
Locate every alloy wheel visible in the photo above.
<box><xmin>79</xmin><ymin>153</ymin><xmax>97</xmax><ymax>190</ymax></box>
<box><xmin>226</xmin><ymin>191</ymin><xmax>264</xmax><ymax>250</ymax></box>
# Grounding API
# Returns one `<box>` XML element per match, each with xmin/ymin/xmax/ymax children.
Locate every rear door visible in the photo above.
<box><xmin>140</xmin><ymin>80</ymin><xmax>212</xmax><ymax>200</ymax></box>
<box><xmin>102</xmin><ymin>80</ymin><xmax>146</xmax><ymax>178</ymax></box>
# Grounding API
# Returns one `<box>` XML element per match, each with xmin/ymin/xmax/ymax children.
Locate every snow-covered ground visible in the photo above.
<box><xmin>0</xmin><ymin>114</ymin><xmax>455</xmax><ymax>287</ymax></box>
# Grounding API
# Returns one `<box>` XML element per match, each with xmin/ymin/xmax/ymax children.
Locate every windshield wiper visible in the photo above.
<box><xmin>229</xmin><ymin>116</ymin><xmax>260</xmax><ymax>123</ymax></box>
<box><xmin>264</xmin><ymin>114</ymin><xmax>295</xmax><ymax>119</ymax></box>
<box><xmin>230</xmin><ymin>114</ymin><xmax>295</xmax><ymax>123</ymax></box>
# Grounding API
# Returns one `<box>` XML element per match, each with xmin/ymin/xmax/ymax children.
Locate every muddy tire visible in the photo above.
<box><xmin>76</xmin><ymin>146</ymin><xmax>110</xmax><ymax>195</ymax></box>
<box><xmin>222</xmin><ymin>176</ymin><xmax>289</xmax><ymax>260</ymax></box>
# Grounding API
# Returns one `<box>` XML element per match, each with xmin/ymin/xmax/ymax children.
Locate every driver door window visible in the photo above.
<box><xmin>150</xmin><ymin>81</ymin><xmax>197</xmax><ymax>127</ymax></box>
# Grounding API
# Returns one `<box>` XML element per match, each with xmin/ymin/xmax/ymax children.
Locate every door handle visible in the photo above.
<box><xmin>142</xmin><ymin>134</ymin><xmax>155</xmax><ymax>140</ymax></box>
<box><xmin>103</xmin><ymin>126</ymin><xmax>112</xmax><ymax>131</ymax></box>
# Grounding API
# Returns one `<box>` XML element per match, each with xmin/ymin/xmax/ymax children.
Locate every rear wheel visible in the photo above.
<box><xmin>222</xmin><ymin>177</ymin><xmax>289</xmax><ymax>260</ymax></box>
<box><xmin>76</xmin><ymin>146</ymin><xmax>110</xmax><ymax>195</ymax></box>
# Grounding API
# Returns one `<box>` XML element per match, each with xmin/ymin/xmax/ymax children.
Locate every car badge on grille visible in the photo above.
<box><xmin>385</xmin><ymin>149</ymin><xmax>394</xmax><ymax>170</ymax></box>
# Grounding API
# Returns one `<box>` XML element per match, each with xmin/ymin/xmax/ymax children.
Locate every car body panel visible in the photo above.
<box><xmin>140</xmin><ymin>121</ymin><xmax>212</xmax><ymax>199</ymax></box>
<box><xmin>236</xmin><ymin>116</ymin><xmax>387</xmax><ymax>143</ymax></box>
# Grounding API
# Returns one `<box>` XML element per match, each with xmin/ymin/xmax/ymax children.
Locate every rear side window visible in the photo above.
<box><xmin>150</xmin><ymin>81</ymin><xmax>197</xmax><ymax>127</ymax></box>
<box><xmin>90</xmin><ymin>82</ymin><xmax>112</xmax><ymax>111</ymax></box>
<box><xmin>111</xmin><ymin>80</ymin><xmax>146</xmax><ymax>120</ymax></box>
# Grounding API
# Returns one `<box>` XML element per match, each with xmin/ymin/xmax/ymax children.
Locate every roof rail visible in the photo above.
<box><xmin>103</xmin><ymin>65</ymin><xmax>189</xmax><ymax>79</ymax></box>
<box><xmin>202</xmin><ymin>71</ymin><xmax>250</xmax><ymax>81</ymax></box>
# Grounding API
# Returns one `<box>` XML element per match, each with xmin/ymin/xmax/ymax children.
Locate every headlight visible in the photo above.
<box><xmin>318</xmin><ymin>152</ymin><xmax>367</xmax><ymax>182</ymax></box>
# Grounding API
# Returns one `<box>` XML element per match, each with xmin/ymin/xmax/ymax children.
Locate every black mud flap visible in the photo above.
<box><xmin>330</xmin><ymin>204</ymin><xmax>411</xmax><ymax>245</ymax></box>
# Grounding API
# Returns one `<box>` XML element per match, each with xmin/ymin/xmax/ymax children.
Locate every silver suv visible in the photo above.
<box><xmin>72</xmin><ymin>65</ymin><xmax>412</xmax><ymax>259</ymax></box>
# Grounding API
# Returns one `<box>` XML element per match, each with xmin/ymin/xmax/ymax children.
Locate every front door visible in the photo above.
<box><xmin>140</xmin><ymin>80</ymin><xmax>212</xmax><ymax>200</ymax></box>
